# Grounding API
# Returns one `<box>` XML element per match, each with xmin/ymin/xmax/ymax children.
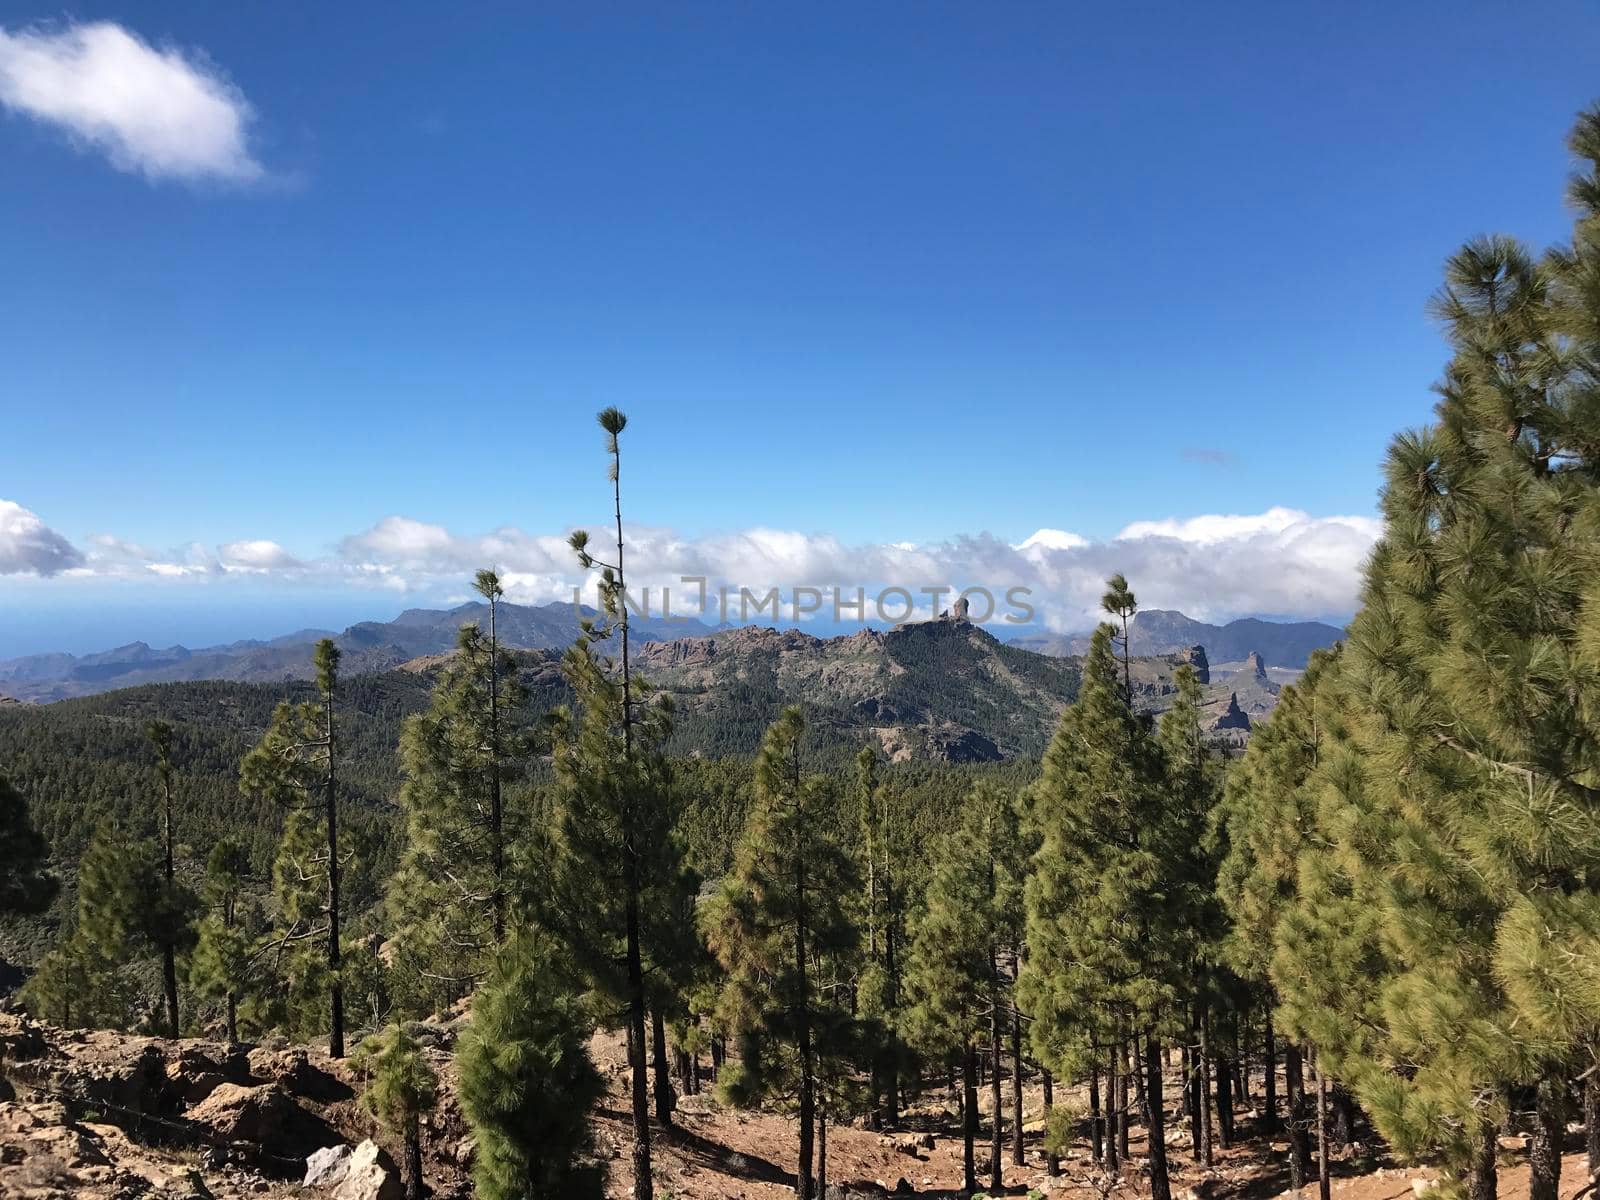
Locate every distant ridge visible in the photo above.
<box><xmin>0</xmin><ymin>601</ymin><xmax>717</xmax><ymax>703</ymax></box>
<box><xmin>1009</xmin><ymin>609</ymin><xmax>1344</xmax><ymax>668</ymax></box>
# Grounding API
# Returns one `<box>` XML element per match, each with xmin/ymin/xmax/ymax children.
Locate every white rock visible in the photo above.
<box><xmin>304</xmin><ymin>1144</ymin><xmax>353</xmax><ymax>1189</ymax></box>
<box><xmin>1412</xmin><ymin>1179</ymin><xmax>1438</xmax><ymax>1197</ymax></box>
<box><xmin>334</xmin><ymin>1140</ymin><xmax>403</xmax><ymax>1200</ymax></box>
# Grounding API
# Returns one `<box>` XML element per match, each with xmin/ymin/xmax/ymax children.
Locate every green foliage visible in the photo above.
<box><xmin>1020</xmin><ymin>623</ymin><xmax>1189</xmax><ymax>1065</ymax></box>
<box><xmin>904</xmin><ymin>782</ymin><xmax>1016</xmax><ymax>1059</ymax></box>
<box><xmin>540</xmin><ymin>635</ymin><xmax>690</xmax><ymax>1024</ymax></box>
<box><xmin>353</xmin><ymin>1023</ymin><xmax>439</xmax><ymax>1138</ymax></box>
<box><xmin>387</xmin><ymin>614</ymin><xmax>532</xmax><ymax>1014</ymax></box>
<box><xmin>1216</xmin><ymin>107</ymin><xmax>1600</xmax><ymax>1188</ymax></box>
<box><xmin>187</xmin><ymin>836</ymin><xmax>264</xmax><ymax>1040</ymax></box>
<box><xmin>22</xmin><ymin>822</ymin><xmax>195</xmax><ymax>1030</ymax></box>
<box><xmin>704</xmin><ymin>706</ymin><xmax>860</xmax><ymax>1199</ymax></box>
<box><xmin>242</xmin><ymin>638</ymin><xmax>349</xmax><ymax>1051</ymax></box>
<box><xmin>457</xmin><ymin>933</ymin><xmax>604</xmax><ymax>1200</ymax></box>
<box><xmin>0</xmin><ymin>774</ymin><xmax>57</xmax><ymax>915</ymax></box>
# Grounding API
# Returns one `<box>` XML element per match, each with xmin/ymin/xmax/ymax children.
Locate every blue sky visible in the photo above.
<box><xmin>3</xmin><ymin>2</ymin><xmax>1600</xmax><ymax>655</ymax></box>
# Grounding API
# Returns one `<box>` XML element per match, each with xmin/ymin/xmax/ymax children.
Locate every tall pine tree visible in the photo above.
<box><xmin>388</xmin><ymin>595</ymin><xmax>529</xmax><ymax>1011</ymax></box>
<box><xmin>242</xmin><ymin>638</ymin><xmax>348</xmax><ymax>1056</ymax></box>
<box><xmin>704</xmin><ymin>707</ymin><xmax>859</xmax><ymax>1200</ymax></box>
<box><xmin>1021</xmin><ymin>615</ymin><xmax>1191</xmax><ymax>1200</ymax></box>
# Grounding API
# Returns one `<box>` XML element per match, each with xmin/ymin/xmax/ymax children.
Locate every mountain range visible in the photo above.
<box><xmin>0</xmin><ymin>601</ymin><xmax>717</xmax><ymax>703</ymax></box>
<box><xmin>1008</xmin><ymin>608</ymin><xmax>1345</xmax><ymax>667</ymax></box>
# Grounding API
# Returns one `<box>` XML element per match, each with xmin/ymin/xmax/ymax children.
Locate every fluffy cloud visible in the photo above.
<box><xmin>45</xmin><ymin>507</ymin><xmax>1384</xmax><ymax>631</ymax></box>
<box><xmin>219</xmin><ymin>540</ymin><xmax>303</xmax><ymax>573</ymax></box>
<box><xmin>0</xmin><ymin>501</ymin><xmax>83</xmax><ymax>575</ymax></box>
<box><xmin>0</xmin><ymin>21</ymin><xmax>263</xmax><ymax>183</ymax></box>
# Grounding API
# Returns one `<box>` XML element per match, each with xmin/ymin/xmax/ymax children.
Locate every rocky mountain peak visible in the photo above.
<box><xmin>1177</xmin><ymin>644</ymin><xmax>1210</xmax><ymax>685</ymax></box>
<box><xmin>1212</xmin><ymin>691</ymin><xmax>1251</xmax><ymax>731</ymax></box>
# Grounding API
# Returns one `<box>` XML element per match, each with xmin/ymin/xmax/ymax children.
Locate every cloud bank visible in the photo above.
<box><xmin>0</xmin><ymin>21</ymin><xmax>263</xmax><ymax>183</ymax></box>
<box><xmin>14</xmin><ymin>501</ymin><xmax>1382</xmax><ymax>629</ymax></box>
<box><xmin>0</xmin><ymin>501</ymin><xmax>84</xmax><ymax>576</ymax></box>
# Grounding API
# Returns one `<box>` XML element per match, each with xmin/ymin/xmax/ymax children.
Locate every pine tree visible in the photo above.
<box><xmin>188</xmin><ymin>836</ymin><xmax>258</xmax><ymax>1042</ymax></box>
<box><xmin>353</xmin><ymin>1024</ymin><xmax>440</xmax><ymax>1200</ymax></box>
<box><xmin>242</xmin><ymin>638</ymin><xmax>348</xmax><ymax>1056</ymax></box>
<box><xmin>388</xmin><ymin>596</ymin><xmax>529</xmax><ymax>1011</ymax></box>
<box><xmin>1216</xmin><ymin>649</ymin><xmax>1344</xmax><ymax>1185</ymax></box>
<box><xmin>558</xmin><ymin>406</ymin><xmax>695</xmax><ymax>1199</ymax></box>
<box><xmin>54</xmin><ymin>822</ymin><xmax>195</xmax><ymax>1030</ymax></box>
<box><xmin>457</xmin><ymin>932</ymin><xmax>604</xmax><ymax>1200</ymax></box>
<box><xmin>855</xmin><ymin>747</ymin><xmax>912</xmax><ymax>1129</ymax></box>
<box><xmin>1020</xmin><ymin>616</ymin><xmax>1191</xmax><ymax>1200</ymax></box>
<box><xmin>0</xmin><ymin>774</ymin><xmax>57</xmax><ymax>915</ymax></box>
<box><xmin>1102</xmin><ymin>572</ymin><xmax>1137</xmax><ymax>702</ymax></box>
<box><xmin>704</xmin><ymin>707</ymin><xmax>859</xmax><ymax>1200</ymax></box>
<box><xmin>475</xmin><ymin>567</ymin><xmax>511</xmax><ymax>942</ymax></box>
<box><xmin>146</xmin><ymin>720</ymin><xmax>182</xmax><ymax>1037</ymax></box>
<box><xmin>905</xmin><ymin>782</ymin><xmax>1019</xmax><ymax>1195</ymax></box>
<box><xmin>1255</xmin><ymin>130</ymin><xmax>1600</xmax><ymax>1195</ymax></box>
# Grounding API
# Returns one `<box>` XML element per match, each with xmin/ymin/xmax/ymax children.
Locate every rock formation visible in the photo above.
<box><xmin>1211</xmin><ymin>692</ymin><xmax>1251</xmax><ymax>732</ymax></box>
<box><xmin>1177</xmin><ymin>644</ymin><xmax>1210</xmax><ymax>685</ymax></box>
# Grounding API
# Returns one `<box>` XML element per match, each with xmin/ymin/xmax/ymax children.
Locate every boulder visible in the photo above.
<box><xmin>333</xmin><ymin>1139</ymin><xmax>403</xmax><ymax>1200</ymax></box>
<box><xmin>168</xmin><ymin>1043</ymin><xmax>252</xmax><ymax>1104</ymax></box>
<box><xmin>304</xmin><ymin>1143</ymin><xmax>354</xmax><ymax>1188</ymax></box>
<box><xmin>246</xmin><ymin>1046</ymin><xmax>350</xmax><ymax>1102</ymax></box>
<box><xmin>188</xmin><ymin>1082</ymin><xmax>297</xmax><ymax>1144</ymax></box>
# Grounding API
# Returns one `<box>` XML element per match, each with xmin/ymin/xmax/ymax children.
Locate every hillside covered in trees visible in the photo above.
<box><xmin>7</xmin><ymin>99</ymin><xmax>1600</xmax><ymax>1200</ymax></box>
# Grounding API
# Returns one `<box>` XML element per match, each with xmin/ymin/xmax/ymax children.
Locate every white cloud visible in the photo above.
<box><xmin>219</xmin><ymin>539</ymin><xmax>302</xmax><ymax>573</ymax></box>
<box><xmin>38</xmin><ymin>506</ymin><xmax>1384</xmax><ymax>631</ymax></box>
<box><xmin>0</xmin><ymin>500</ymin><xmax>83</xmax><ymax>575</ymax></box>
<box><xmin>0</xmin><ymin>21</ymin><xmax>263</xmax><ymax>183</ymax></box>
<box><xmin>1015</xmin><ymin>528</ymin><xmax>1090</xmax><ymax>555</ymax></box>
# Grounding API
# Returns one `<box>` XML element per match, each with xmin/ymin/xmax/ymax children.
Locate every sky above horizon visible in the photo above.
<box><xmin>4</xmin><ymin>2</ymin><xmax>1600</xmax><ymax>656</ymax></box>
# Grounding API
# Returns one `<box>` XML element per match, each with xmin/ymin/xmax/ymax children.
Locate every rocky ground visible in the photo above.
<box><xmin>0</xmin><ymin>1012</ymin><xmax>1591</xmax><ymax>1200</ymax></box>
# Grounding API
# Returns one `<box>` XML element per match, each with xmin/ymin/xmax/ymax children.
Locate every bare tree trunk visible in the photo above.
<box><xmin>990</xmin><ymin>975</ymin><xmax>1003</xmax><ymax>1191</ymax></box>
<box><xmin>1285</xmin><ymin>1044</ymin><xmax>1309</xmax><ymax>1188</ymax></box>
<box><xmin>1043</xmin><ymin>1067</ymin><xmax>1060</xmax><ymax>1177</ymax></box>
<box><xmin>651</xmin><ymin>1009</ymin><xmax>675</xmax><ymax>1127</ymax></box>
<box><xmin>1314</xmin><ymin>1050</ymin><xmax>1330</xmax><ymax>1200</ymax></box>
<box><xmin>405</xmin><ymin>1123</ymin><xmax>425</xmax><ymax>1200</ymax></box>
<box><xmin>1263</xmin><ymin>1022</ymin><xmax>1279</xmax><ymax>1135</ymax></box>
<box><xmin>626</xmin><ymin>893</ymin><xmax>652</xmax><ymax>1200</ymax></box>
<box><xmin>1585</xmin><ymin>1056</ymin><xmax>1600</xmax><ymax>1182</ymax></box>
<box><xmin>1118</xmin><ymin>1040</ymin><xmax>1130</xmax><ymax>1162</ymax></box>
<box><xmin>1199</xmin><ymin>1012</ymin><xmax>1213</xmax><ymax>1168</ymax></box>
<box><xmin>1147</xmin><ymin>1032</ymin><xmax>1172</xmax><ymax>1200</ymax></box>
<box><xmin>1106</xmin><ymin>1051</ymin><xmax>1120</xmax><ymax>1173</ymax></box>
<box><xmin>161</xmin><ymin>945</ymin><xmax>180</xmax><ymax>1039</ymax></box>
<box><xmin>1011</xmin><ymin>1006</ymin><xmax>1025</xmax><ymax>1166</ymax></box>
<box><xmin>1467</xmin><ymin>1114</ymin><xmax>1498</xmax><ymax>1200</ymax></box>
<box><xmin>1215</xmin><ymin>1044</ymin><xmax>1233</xmax><ymax>1148</ymax></box>
<box><xmin>818</xmin><ymin>1101</ymin><xmax>828</xmax><ymax>1199</ymax></box>
<box><xmin>963</xmin><ymin>1042</ymin><xmax>979</xmax><ymax>1195</ymax></box>
<box><xmin>1091</xmin><ymin>1063</ymin><xmax>1104</xmax><ymax>1165</ymax></box>
<box><xmin>1530</xmin><ymin>1077</ymin><xmax>1563</xmax><ymax>1200</ymax></box>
